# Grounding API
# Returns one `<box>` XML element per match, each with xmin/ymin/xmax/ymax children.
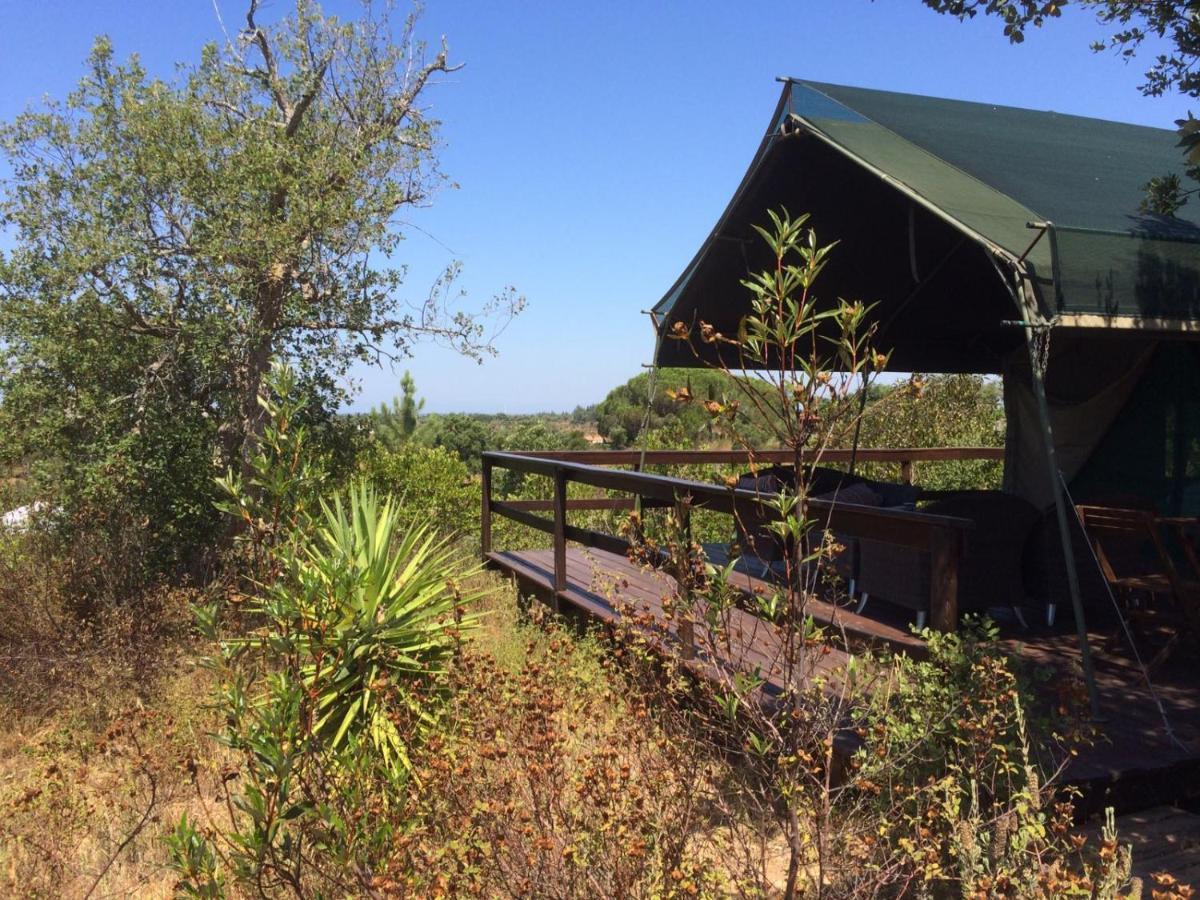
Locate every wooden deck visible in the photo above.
<box><xmin>488</xmin><ymin>546</ymin><xmax>1200</xmax><ymax>810</ymax></box>
<box><xmin>487</xmin><ymin>546</ymin><xmax>851</xmax><ymax>686</ymax></box>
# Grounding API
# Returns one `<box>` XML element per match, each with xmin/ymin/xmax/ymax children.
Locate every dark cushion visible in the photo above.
<box><xmin>873</xmin><ymin>480</ymin><xmax>921</xmax><ymax>510</ymax></box>
<box><xmin>814</xmin><ymin>481</ymin><xmax>882</xmax><ymax>507</ymax></box>
<box><xmin>807</xmin><ymin>465</ymin><xmax>862</xmax><ymax>496</ymax></box>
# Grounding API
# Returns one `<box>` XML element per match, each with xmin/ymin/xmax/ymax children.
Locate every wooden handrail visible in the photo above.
<box><xmin>481</xmin><ymin>449</ymin><xmax>977</xmax><ymax>631</ymax></box>
<box><xmin>499</xmin><ymin>446</ymin><xmax>1002</xmax><ymax>487</ymax></box>
<box><xmin>500</xmin><ymin>447</ymin><xmax>1003</xmax><ymax>465</ymax></box>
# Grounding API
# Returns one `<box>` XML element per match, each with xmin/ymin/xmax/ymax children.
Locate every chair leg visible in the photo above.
<box><xmin>1013</xmin><ymin>606</ymin><xmax>1030</xmax><ymax>630</ymax></box>
<box><xmin>915</xmin><ymin>610</ymin><xmax>927</xmax><ymax>631</ymax></box>
<box><xmin>848</xmin><ymin>578</ymin><xmax>856</xmax><ymax>599</ymax></box>
<box><xmin>1046</xmin><ymin>603</ymin><xmax>1057</xmax><ymax>628</ymax></box>
<box><xmin>855</xmin><ymin>592</ymin><xmax>869</xmax><ymax>615</ymax></box>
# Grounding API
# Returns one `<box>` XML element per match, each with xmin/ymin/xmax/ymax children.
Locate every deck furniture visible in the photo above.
<box><xmin>729</xmin><ymin>464</ymin><xmax>922</xmax><ymax>598</ymax></box>
<box><xmin>1023</xmin><ymin>507</ymin><xmax>1112</xmax><ymax>628</ymax></box>
<box><xmin>481</xmin><ymin>449</ymin><xmax>983</xmax><ymax>632</ymax></box>
<box><xmin>1075</xmin><ymin>505</ymin><xmax>1200</xmax><ymax>667</ymax></box>
<box><xmin>1159</xmin><ymin>516</ymin><xmax>1200</xmax><ymax>582</ymax></box>
<box><xmin>855</xmin><ymin>491</ymin><xmax>1039</xmax><ymax>629</ymax></box>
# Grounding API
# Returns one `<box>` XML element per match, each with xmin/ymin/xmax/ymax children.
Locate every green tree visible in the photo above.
<box><xmin>399</xmin><ymin>370</ymin><xmax>423</xmax><ymax>439</ymax></box>
<box><xmin>417</xmin><ymin>413</ymin><xmax>490</xmax><ymax>470</ymax></box>
<box><xmin>0</xmin><ymin>1</ymin><xmax>520</xmax><ymax>577</ymax></box>
<box><xmin>855</xmin><ymin>374</ymin><xmax>1005</xmax><ymax>490</ymax></box>
<box><xmin>594</xmin><ymin>369</ymin><xmax>775</xmax><ymax>449</ymax></box>
<box><xmin>916</xmin><ymin>0</ymin><xmax>1195</xmax><ymax>96</ymax></box>
<box><xmin>368</xmin><ymin>370</ymin><xmax>425</xmax><ymax>451</ymax></box>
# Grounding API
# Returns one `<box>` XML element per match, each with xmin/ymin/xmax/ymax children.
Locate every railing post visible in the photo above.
<box><xmin>900</xmin><ymin>458</ymin><xmax>914</xmax><ymax>485</ymax></box>
<box><xmin>552</xmin><ymin>466</ymin><xmax>567</xmax><ymax>610</ymax></box>
<box><xmin>481</xmin><ymin>456</ymin><xmax>493</xmax><ymax>559</ymax></box>
<box><xmin>929</xmin><ymin>526</ymin><xmax>960</xmax><ymax>632</ymax></box>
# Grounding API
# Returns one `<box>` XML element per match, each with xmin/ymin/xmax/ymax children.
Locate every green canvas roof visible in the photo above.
<box><xmin>654</xmin><ymin>80</ymin><xmax>1200</xmax><ymax>373</ymax></box>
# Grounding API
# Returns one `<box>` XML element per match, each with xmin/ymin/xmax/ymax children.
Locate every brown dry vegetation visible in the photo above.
<box><xmin>0</xmin><ymin>520</ymin><xmax>1193</xmax><ymax>898</ymax></box>
<box><xmin>0</xmin><ymin>538</ymin><xmax>218</xmax><ymax>897</ymax></box>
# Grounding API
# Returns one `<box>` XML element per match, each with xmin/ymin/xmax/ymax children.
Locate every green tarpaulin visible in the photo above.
<box><xmin>654</xmin><ymin>79</ymin><xmax>1200</xmax><ymax>357</ymax></box>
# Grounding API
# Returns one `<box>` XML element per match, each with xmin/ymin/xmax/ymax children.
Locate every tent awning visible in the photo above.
<box><xmin>654</xmin><ymin>80</ymin><xmax>1200</xmax><ymax>370</ymax></box>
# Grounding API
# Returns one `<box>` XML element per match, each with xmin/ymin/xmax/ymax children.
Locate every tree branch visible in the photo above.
<box><xmin>244</xmin><ymin>0</ymin><xmax>292</xmax><ymax>119</ymax></box>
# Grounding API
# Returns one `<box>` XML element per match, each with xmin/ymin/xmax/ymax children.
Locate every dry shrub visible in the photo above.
<box><xmin>0</xmin><ymin>667</ymin><xmax>223</xmax><ymax>898</ymax></box>
<box><xmin>0</xmin><ymin>528</ymin><xmax>198</xmax><ymax>722</ymax></box>
<box><xmin>386</xmin><ymin>603</ymin><xmax>737</xmax><ymax>898</ymax></box>
<box><xmin>0</xmin><ymin>526</ymin><xmax>221</xmax><ymax>897</ymax></box>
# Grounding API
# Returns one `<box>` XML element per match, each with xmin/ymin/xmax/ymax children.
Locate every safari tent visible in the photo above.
<box><xmin>651</xmin><ymin>79</ymin><xmax>1200</xmax><ymax>518</ymax></box>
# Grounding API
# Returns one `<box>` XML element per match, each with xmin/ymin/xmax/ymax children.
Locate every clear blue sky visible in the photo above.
<box><xmin>0</xmin><ymin>1</ymin><xmax>1189</xmax><ymax>413</ymax></box>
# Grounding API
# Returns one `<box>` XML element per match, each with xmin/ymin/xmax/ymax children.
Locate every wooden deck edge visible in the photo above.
<box><xmin>485</xmin><ymin>549</ymin><xmax>1200</xmax><ymax>812</ymax></box>
<box><xmin>486</xmin><ymin>548</ymin><xmax>926</xmax><ymax>659</ymax></box>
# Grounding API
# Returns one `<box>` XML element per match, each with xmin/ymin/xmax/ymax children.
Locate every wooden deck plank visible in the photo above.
<box><xmin>487</xmin><ymin>547</ymin><xmax>848</xmax><ymax>691</ymax></box>
<box><xmin>1088</xmin><ymin>807</ymin><xmax>1200</xmax><ymax>882</ymax></box>
<box><xmin>487</xmin><ymin>546</ymin><xmax>1200</xmax><ymax>802</ymax></box>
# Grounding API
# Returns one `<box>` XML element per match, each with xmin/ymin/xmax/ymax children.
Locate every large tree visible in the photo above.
<box><xmin>0</xmin><ymin>0</ymin><xmax>520</xmax><ymax>575</ymax></box>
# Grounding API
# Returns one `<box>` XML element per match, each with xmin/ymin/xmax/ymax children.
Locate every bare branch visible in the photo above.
<box><xmin>244</xmin><ymin>0</ymin><xmax>292</xmax><ymax>119</ymax></box>
<box><xmin>285</xmin><ymin>55</ymin><xmax>331</xmax><ymax>138</ymax></box>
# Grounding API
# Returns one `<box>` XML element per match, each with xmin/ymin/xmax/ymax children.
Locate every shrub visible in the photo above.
<box><xmin>387</xmin><ymin>607</ymin><xmax>730</xmax><ymax>898</ymax></box>
<box><xmin>855</xmin><ymin>374</ymin><xmax>1005</xmax><ymax>491</ymax></box>
<box><xmin>414</xmin><ymin>413</ymin><xmax>491</xmax><ymax>471</ymax></box>
<box><xmin>180</xmin><ymin>483</ymin><xmax>485</xmax><ymax>896</ymax></box>
<box><xmin>846</xmin><ymin>620</ymin><xmax>1109</xmax><ymax>895</ymax></box>
<box><xmin>366</xmin><ymin>442</ymin><xmax>477</xmax><ymax>541</ymax></box>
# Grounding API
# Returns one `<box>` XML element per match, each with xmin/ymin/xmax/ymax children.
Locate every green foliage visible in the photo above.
<box><xmin>369</xmin><ymin>371</ymin><xmax>425</xmax><ymax>452</ymax></box>
<box><xmin>847</xmin><ymin>619</ymin><xmax>1121</xmax><ymax>895</ymax></box>
<box><xmin>367</xmin><ymin>443</ymin><xmax>476</xmax><ymax>540</ymax></box>
<box><xmin>226</xmin><ymin>484</ymin><xmax>483</xmax><ymax>770</ymax></box>
<box><xmin>0</xmin><ymin>1</ymin><xmax>517</xmax><ymax>586</ymax></box>
<box><xmin>916</xmin><ymin>0</ymin><xmax>1066</xmax><ymax>44</ymax></box>
<box><xmin>855</xmin><ymin>373</ymin><xmax>1005</xmax><ymax>490</ymax></box>
<box><xmin>414</xmin><ymin>412</ymin><xmax>491</xmax><ymax>471</ymax></box>
<box><xmin>495</xmin><ymin>419</ymin><xmax>589</xmax><ymax>493</ymax></box>
<box><xmin>164</xmin><ymin>815</ymin><xmax>224</xmax><ymax>898</ymax></box>
<box><xmin>185</xmin><ymin>387</ymin><xmax>484</xmax><ymax>895</ymax></box>
<box><xmin>594</xmin><ymin>369</ymin><xmax>775</xmax><ymax>449</ymax></box>
<box><xmin>215</xmin><ymin>362</ymin><xmax>334</xmax><ymax>576</ymax></box>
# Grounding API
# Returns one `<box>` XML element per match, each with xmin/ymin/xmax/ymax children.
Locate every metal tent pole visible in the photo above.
<box><xmin>1024</xmin><ymin>323</ymin><xmax>1102</xmax><ymax>720</ymax></box>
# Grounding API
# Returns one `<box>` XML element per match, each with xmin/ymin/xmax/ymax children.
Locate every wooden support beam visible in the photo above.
<box><xmin>553</xmin><ymin>467</ymin><xmax>567</xmax><ymax>606</ymax></box>
<box><xmin>480</xmin><ymin>457</ymin><xmax>493</xmax><ymax>558</ymax></box>
<box><xmin>929</xmin><ymin>526</ymin><xmax>960</xmax><ymax>632</ymax></box>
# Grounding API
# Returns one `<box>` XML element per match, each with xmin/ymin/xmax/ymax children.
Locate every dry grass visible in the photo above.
<box><xmin>0</xmin><ymin>532</ymin><xmax>224</xmax><ymax>898</ymax></box>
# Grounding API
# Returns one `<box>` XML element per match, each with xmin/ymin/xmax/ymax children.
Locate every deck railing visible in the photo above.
<box><xmin>481</xmin><ymin>447</ymin><xmax>1002</xmax><ymax>631</ymax></box>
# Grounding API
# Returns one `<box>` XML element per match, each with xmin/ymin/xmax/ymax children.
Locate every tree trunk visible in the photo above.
<box><xmin>236</xmin><ymin>278</ymin><xmax>284</xmax><ymax>482</ymax></box>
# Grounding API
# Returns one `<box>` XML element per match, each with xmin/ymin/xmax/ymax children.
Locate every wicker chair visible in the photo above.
<box><xmin>855</xmin><ymin>491</ymin><xmax>1039</xmax><ymax>628</ymax></box>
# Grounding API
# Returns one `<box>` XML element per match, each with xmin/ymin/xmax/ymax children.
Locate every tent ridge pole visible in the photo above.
<box><xmin>1012</xmin><ymin>270</ymin><xmax>1102</xmax><ymax>720</ymax></box>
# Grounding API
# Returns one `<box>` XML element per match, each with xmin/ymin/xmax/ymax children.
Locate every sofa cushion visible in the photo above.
<box><xmin>734</xmin><ymin>466</ymin><xmax>794</xmax><ymax>561</ymax></box>
<box><xmin>873</xmin><ymin>480</ymin><xmax>920</xmax><ymax>510</ymax></box>
<box><xmin>813</xmin><ymin>481</ymin><xmax>882</xmax><ymax>507</ymax></box>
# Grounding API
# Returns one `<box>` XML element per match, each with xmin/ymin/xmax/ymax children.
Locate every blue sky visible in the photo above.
<box><xmin>0</xmin><ymin>1</ymin><xmax>1190</xmax><ymax>413</ymax></box>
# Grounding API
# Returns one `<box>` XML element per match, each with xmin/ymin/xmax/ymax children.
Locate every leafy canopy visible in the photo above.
<box><xmin>0</xmin><ymin>1</ymin><xmax>520</xmax><ymax>576</ymax></box>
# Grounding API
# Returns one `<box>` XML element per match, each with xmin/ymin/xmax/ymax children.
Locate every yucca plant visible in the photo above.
<box><xmin>238</xmin><ymin>482</ymin><xmax>483</xmax><ymax>771</ymax></box>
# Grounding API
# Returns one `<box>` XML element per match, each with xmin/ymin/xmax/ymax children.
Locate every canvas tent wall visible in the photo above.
<box><xmin>652</xmin><ymin>79</ymin><xmax>1200</xmax><ymax>514</ymax></box>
